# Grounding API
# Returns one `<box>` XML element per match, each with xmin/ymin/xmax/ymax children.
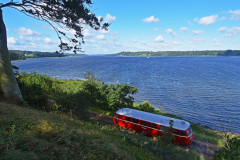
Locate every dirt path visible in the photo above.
<box><xmin>88</xmin><ymin>110</ymin><xmax>222</xmax><ymax>160</ymax></box>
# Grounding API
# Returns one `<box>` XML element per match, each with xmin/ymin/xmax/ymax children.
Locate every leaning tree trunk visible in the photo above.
<box><xmin>0</xmin><ymin>9</ymin><xmax>23</xmax><ymax>102</ymax></box>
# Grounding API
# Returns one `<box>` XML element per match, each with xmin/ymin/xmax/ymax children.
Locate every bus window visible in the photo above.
<box><xmin>150</xmin><ymin>123</ymin><xmax>158</xmax><ymax>129</ymax></box>
<box><xmin>140</xmin><ymin>121</ymin><xmax>148</xmax><ymax>126</ymax></box>
<box><xmin>125</xmin><ymin>117</ymin><xmax>131</xmax><ymax>121</ymax></box>
<box><xmin>186</xmin><ymin>128</ymin><xmax>192</xmax><ymax>135</ymax></box>
<box><xmin>132</xmin><ymin>119</ymin><xmax>138</xmax><ymax>124</ymax></box>
<box><xmin>180</xmin><ymin>131</ymin><xmax>186</xmax><ymax>136</ymax></box>
<box><xmin>173</xmin><ymin>129</ymin><xmax>180</xmax><ymax>135</ymax></box>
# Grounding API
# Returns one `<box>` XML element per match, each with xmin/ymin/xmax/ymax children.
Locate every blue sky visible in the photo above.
<box><xmin>3</xmin><ymin>0</ymin><xmax>240</xmax><ymax>54</ymax></box>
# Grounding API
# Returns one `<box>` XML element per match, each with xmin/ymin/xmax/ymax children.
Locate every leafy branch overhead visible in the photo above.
<box><xmin>0</xmin><ymin>0</ymin><xmax>109</xmax><ymax>53</ymax></box>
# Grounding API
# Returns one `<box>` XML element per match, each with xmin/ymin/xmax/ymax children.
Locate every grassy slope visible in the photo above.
<box><xmin>0</xmin><ymin>103</ymin><xmax>200</xmax><ymax>160</ymax></box>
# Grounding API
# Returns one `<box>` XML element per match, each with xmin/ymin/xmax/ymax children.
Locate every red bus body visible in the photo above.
<box><xmin>113</xmin><ymin>108</ymin><xmax>194</xmax><ymax>145</ymax></box>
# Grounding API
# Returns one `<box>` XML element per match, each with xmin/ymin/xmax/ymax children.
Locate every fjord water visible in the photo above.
<box><xmin>12</xmin><ymin>56</ymin><xmax>240</xmax><ymax>133</ymax></box>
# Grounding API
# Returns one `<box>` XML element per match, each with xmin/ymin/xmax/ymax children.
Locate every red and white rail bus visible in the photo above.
<box><xmin>113</xmin><ymin>108</ymin><xmax>193</xmax><ymax>145</ymax></box>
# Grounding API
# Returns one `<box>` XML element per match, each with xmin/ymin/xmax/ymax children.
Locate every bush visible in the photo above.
<box><xmin>137</xmin><ymin>101</ymin><xmax>155</xmax><ymax>112</ymax></box>
<box><xmin>214</xmin><ymin>136</ymin><xmax>240</xmax><ymax>160</ymax></box>
<box><xmin>0</xmin><ymin>87</ymin><xmax>4</xmax><ymax>101</ymax></box>
<box><xmin>17</xmin><ymin>73</ymin><xmax>48</xmax><ymax>110</ymax></box>
<box><xmin>82</xmin><ymin>72</ymin><xmax>138</xmax><ymax>111</ymax></box>
<box><xmin>17</xmin><ymin>72</ymin><xmax>89</xmax><ymax>118</ymax></box>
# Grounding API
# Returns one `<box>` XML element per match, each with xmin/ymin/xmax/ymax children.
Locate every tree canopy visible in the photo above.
<box><xmin>0</xmin><ymin>0</ymin><xmax>109</xmax><ymax>53</ymax></box>
<box><xmin>0</xmin><ymin>0</ymin><xmax>109</xmax><ymax>102</ymax></box>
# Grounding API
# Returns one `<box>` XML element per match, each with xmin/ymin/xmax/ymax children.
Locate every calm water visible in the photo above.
<box><xmin>12</xmin><ymin>56</ymin><xmax>240</xmax><ymax>133</ymax></box>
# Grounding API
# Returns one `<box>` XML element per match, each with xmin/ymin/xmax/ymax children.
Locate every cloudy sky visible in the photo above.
<box><xmin>3</xmin><ymin>0</ymin><xmax>240</xmax><ymax>54</ymax></box>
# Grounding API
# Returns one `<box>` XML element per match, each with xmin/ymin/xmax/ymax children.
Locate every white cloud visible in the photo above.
<box><xmin>220</xmin><ymin>17</ymin><xmax>227</xmax><ymax>21</ymax></box>
<box><xmin>19</xmin><ymin>36</ymin><xmax>41</xmax><ymax>43</ymax></box>
<box><xmin>98</xmin><ymin>29</ymin><xmax>110</xmax><ymax>34</ymax></box>
<box><xmin>212</xmin><ymin>38</ymin><xmax>217</xmax><ymax>43</ymax></box>
<box><xmin>192</xmin><ymin>30</ymin><xmax>204</xmax><ymax>35</ymax></box>
<box><xmin>105</xmin><ymin>14</ymin><xmax>116</xmax><ymax>23</ymax></box>
<box><xmin>218</xmin><ymin>27</ymin><xmax>228</xmax><ymax>32</ymax></box>
<box><xmin>143</xmin><ymin>16</ymin><xmax>159</xmax><ymax>23</ymax></box>
<box><xmin>154</xmin><ymin>35</ymin><xmax>164</xmax><ymax>42</ymax></box>
<box><xmin>189</xmin><ymin>38</ymin><xmax>204</xmax><ymax>44</ymax></box>
<box><xmin>229</xmin><ymin>10</ymin><xmax>240</xmax><ymax>20</ymax></box>
<box><xmin>95</xmin><ymin>35</ymin><xmax>105</xmax><ymax>40</ymax></box>
<box><xmin>180</xmin><ymin>27</ymin><xmax>189</xmax><ymax>32</ymax></box>
<box><xmin>223</xmin><ymin>33</ymin><xmax>233</xmax><ymax>37</ymax></box>
<box><xmin>7</xmin><ymin>37</ymin><xmax>17</xmax><ymax>44</ymax></box>
<box><xmin>219</xmin><ymin>26</ymin><xmax>240</xmax><ymax>37</ymax></box>
<box><xmin>197</xmin><ymin>15</ymin><xmax>218</xmax><ymax>25</ymax></box>
<box><xmin>172</xmin><ymin>41</ymin><xmax>181</xmax><ymax>45</ymax></box>
<box><xmin>15</xmin><ymin>27</ymin><xmax>41</xmax><ymax>36</ymax></box>
<box><xmin>44</xmin><ymin>38</ymin><xmax>51</xmax><ymax>43</ymax></box>
<box><xmin>43</xmin><ymin>37</ymin><xmax>55</xmax><ymax>45</ymax></box>
<box><xmin>227</xmin><ymin>27</ymin><xmax>240</xmax><ymax>36</ymax></box>
<box><xmin>132</xmin><ymin>39</ymin><xmax>137</xmax><ymax>43</ymax></box>
<box><xmin>82</xmin><ymin>28</ymin><xmax>92</xmax><ymax>37</ymax></box>
<box><xmin>193</xmin><ymin>18</ymin><xmax>198</xmax><ymax>22</ymax></box>
<box><xmin>166</xmin><ymin>28</ymin><xmax>177</xmax><ymax>36</ymax></box>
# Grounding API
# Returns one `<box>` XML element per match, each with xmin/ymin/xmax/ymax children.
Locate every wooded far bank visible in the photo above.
<box><xmin>9</xmin><ymin>50</ymin><xmax>85</xmax><ymax>61</ymax></box>
<box><xmin>110</xmin><ymin>50</ymin><xmax>240</xmax><ymax>57</ymax></box>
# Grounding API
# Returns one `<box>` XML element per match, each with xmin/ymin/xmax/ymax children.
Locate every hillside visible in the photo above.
<box><xmin>111</xmin><ymin>50</ymin><xmax>240</xmax><ymax>57</ymax></box>
<box><xmin>0</xmin><ymin>103</ymin><xmax>201</xmax><ymax>160</ymax></box>
<box><xmin>1</xmin><ymin>73</ymin><xmax>238</xmax><ymax>159</ymax></box>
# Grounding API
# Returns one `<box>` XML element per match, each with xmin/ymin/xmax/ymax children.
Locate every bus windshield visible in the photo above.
<box><xmin>186</xmin><ymin>128</ymin><xmax>192</xmax><ymax>135</ymax></box>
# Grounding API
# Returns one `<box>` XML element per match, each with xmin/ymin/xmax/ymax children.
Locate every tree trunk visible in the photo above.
<box><xmin>0</xmin><ymin>8</ymin><xmax>23</xmax><ymax>102</ymax></box>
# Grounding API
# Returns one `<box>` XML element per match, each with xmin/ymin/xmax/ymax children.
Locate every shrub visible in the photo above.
<box><xmin>17</xmin><ymin>73</ymin><xmax>48</xmax><ymax>110</ymax></box>
<box><xmin>137</xmin><ymin>101</ymin><xmax>155</xmax><ymax>112</ymax></box>
<box><xmin>214</xmin><ymin>136</ymin><xmax>240</xmax><ymax>160</ymax></box>
<box><xmin>17</xmin><ymin>72</ymin><xmax>89</xmax><ymax>118</ymax></box>
<box><xmin>0</xmin><ymin>87</ymin><xmax>4</xmax><ymax>101</ymax></box>
<box><xmin>82</xmin><ymin>72</ymin><xmax>138</xmax><ymax>111</ymax></box>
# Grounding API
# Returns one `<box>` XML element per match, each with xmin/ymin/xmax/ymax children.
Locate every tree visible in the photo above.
<box><xmin>214</xmin><ymin>136</ymin><xmax>240</xmax><ymax>160</ymax></box>
<box><xmin>0</xmin><ymin>0</ymin><xmax>108</xmax><ymax>102</ymax></box>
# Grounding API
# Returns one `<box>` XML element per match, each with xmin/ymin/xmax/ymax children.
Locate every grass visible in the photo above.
<box><xmin>0</xmin><ymin>102</ymin><xmax>201</xmax><ymax>160</ymax></box>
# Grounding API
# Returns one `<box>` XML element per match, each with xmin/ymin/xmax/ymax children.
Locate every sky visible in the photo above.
<box><xmin>3</xmin><ymin>0</ymin><xmax>240</xmax><ymax>54</ymax></box>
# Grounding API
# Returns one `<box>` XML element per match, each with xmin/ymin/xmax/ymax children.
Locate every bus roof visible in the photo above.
<box><xmin>116</xmin><ymin>108</ymin><xmax>190</xmax><ymax>131</ymax></box>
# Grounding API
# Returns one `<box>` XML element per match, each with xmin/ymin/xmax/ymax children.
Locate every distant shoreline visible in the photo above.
<box><xmin>110</xmin><ymin>50</ymin><xmax>240</xmax><ymax>57</ymax></box>
<box><xmin>9</xmin><ymin>50</ymin><xmax>86</xmax><ymax>61</ymax></box>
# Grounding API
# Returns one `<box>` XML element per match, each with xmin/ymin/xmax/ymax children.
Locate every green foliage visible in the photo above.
<box><xmin>9</xmin><ymin>51</ymin><xmax>26</xmax><ymax>60</ymax></box>
<box><xmin>138</xmin><ymin>101</ymin><xmax>155</xmax><ymax>112</ymax></box>
<box><xmin>17</xmin><ymin>72</ymin><xmax>88</xmax><ymax>118</ymax></box>
<box><xmin>214</xmin><ymin>135</ymin><xmax>240</xmax><ymax>160</ymax></box>
<box><xmin>9</xmin><ymin>50</ymin><xmax>65</xmax><ymax>61</ymax></box>
<box><xmin>17</xmin><ymin>72</ymin><xmax>52</xmax><ymax>111</ymax></box>
<box><xmin>83</xmin><ymin>72</ymin><xmax>138</xmax><ymax>111</ymax></box>
<box><xmin>0</xmin><ymin>87</ymin><xmax>3</xmax><ymax>101</ymax></box>
<box><xmin>17</xmin><ymin>72</ymin><xmax>137</xmax><ymax>118</ymax></box>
